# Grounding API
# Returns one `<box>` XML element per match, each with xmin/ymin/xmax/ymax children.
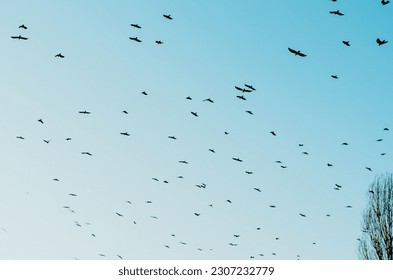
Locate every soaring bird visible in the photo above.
<box><xmin>253</xmin><ymin>187</ymin><xmax>261</xmax><ymax>192</ymax></box>
<box><xmin>229</xmin><ymin>243</ymin><xmax>238</xmax><ymax>246</ymax></box>
<box><xmin>245</xmin><ymin>171</ymin><xmax>253</xmax><ymax>174</ymax></box>
<box><xmin>382</xmin><ymin>0</ymin><xmax>390</xmax><ymax>5</ymax></box>
<box><xmin>342</xmin><ymin>41</ymin><xmax>350</xmax><ymax>46</ymax></box>
<box><xmin>38</xmin><ymin>119</ymin><xmax>44</xmax><ymax>124</ymax></box>
<box><xmin>18</xmin><ymin>24</ymin><xmax>27</xmax><ymax>29</ymax></box>
<box><xmin>81</xmin><ymin>152</ymin><xmax>92</xmax><ymax>156</ymax></box>
<box><xmin>288</xmin><ymin>48</ymin><xmax>307</xmax><ymax>57</ymax></box>
<box><xmin>245</xmin><ymin>110</ymin><xmax>253</xmax><ymax>115</ymax></box>
<box><xmin>141</xmin><ymin>91</ymin><xmax>148</xmax><ymax>95</ymax></box>
<box><xmin>345</xmin><ymin>205</ymin><xmax>353</xmax><ymax>208</ymax></box>
<box><xmin>155</xmin><ymin>40</ymin><xmax>163</xmax><ymax>44</ymax></box>
<box><xmin>79</xmin><ymin>110</ymin><xmax>91</xmax><ymax>114</ymax></box>
<box><xmin>68</xmin><ymin>193</ymin><xmax>77</xmax><ymax>196</ymax></box>
<box><xmin>186</xmin><ymin>96</ymin><xmax>192</xmax><ymax>100</ymax></box>
<box><xmin>11</xmin><ymin>35</ymin><xmax>28</xmax><ymax>40</ymax></box>
<box><xmin>342</xmin><ymin>142</ymin><xmax>348</xmax><ymax>145</ymax></box>
<box><xmin>299</xmin><ymin>213</ymin><xmax>306</xmax><ymax>217</ymax></box>
<box><xmin>366</xmin><ymin>167</ymin><xmax>372</xmax><ymax>171</ymax></box>
<box><xmin>226</xmin><ymin>199</ymin><xmax>232</xmax><ymax>203</ymax></box>
<box><xmin>376</xmin><ymin>38</ymin><xmax>388</xmax><ymax>46</ymax></box>
<box><xmin>275</xmin><ymin>160</ymin><xmax>282</xmax><ymax>163</ymax></box>
<box><xmin>209</xmin><ymin>149</ymin><xmax>215</xmax><ymax>153</ymax></box>
<box><xmin>270</xmin><ymin>131</ymin><xmax>276</xmax><ymax>136</ymax></box>
<box><xmin>302</xmin><ymin>152</ymin><xmax>309</xmax><ymax>155</ymax></box>
<box><xmin>43</xmin><ymin>139</ymin><xmax>50</xmax><ymax>144</ymax></box>
<box><xmin>235</xmin><ymin>86</ymin><xmax>252</xmax><ymax>93</ymax></box>
<box><xmin>168</xmin><ymin>136</ymin><xmax>177</xmax><ymax>140</ymax></box>
<box><xmin>330</xmin><ymin>10</ymin><xmax>344</xmax><ymax>16</ymax></box>
<box><xmin>234</xmin><ymin>234</ymin><xmax>240</xmax><ymax>238</ymax></box>
<box><xmin>298</xmin><ymin>144</ymin><xmax>304</xmax><ymax>147</ymax></box>
<box><xmin>129</xmin><ymin>37</ymin><xmax>142</xmax><ymax>42</ymax></box>
<box><xmin>244</xmin><ymin>84</ymin><xmax>256</xmax><ymax>91</ymax></box>
<box><xmin>203</xmin><ymin>98</ymin><xmax>214</xmax><ymax>103</ymax></box>
<box><xmin>376</xmin><ymin>139</ymin><xmax>383</xmax><ymax>142</ymax></box>
<box><xmin>232</xmin><ymin>157</ymin><xmax>243</xmax><ymax>162</ymax></box>
<box><xmin>179</xmin><ymin>160</ymin><xmax>188</xmax><ymax>164</ymax></box>
<box><xmin>194</xmin><ymin>213</ymin><xmax>200</xmax><ymax>216</ymax></box>
<box><xmin>327</xmin><ymin>163</ymin><xmax>333</xmax><ymax>167</ymax></box>
<box><xmin>16</xmin><ymin>136</ymin><xmax>25</xmax><ymax>140</ymax></box>
<box><xmin>236</xmin><ymin>95</ymin><xmax>246</xmax><ymax>100</ymax></box>
<box><xmin>152</xmin><ymin>178</ymin><xmax>159</xmax><ymax>181</ymax></box>
<box><xmin>120</xmin><ymin>132</ymin><xmax>130</xmax><ymax>136</ymax></box>
<box><xmin>269</xmin><ymin>205</ymin><xmax>277</xmax><ymax>208</ymax></box>
<box><xmin>53</xmin><ymin>179</ymin><xmax>59</xmax><ymax>181</ymax></box>
<box><xmin>331</xmin><ymin>75</ymin><xmax>339</xmax><ymax>79</ymax></box>
<box><xmin>116</xmin><ymin>212</ymin><xmax>123</xmax><ymax>217</ymax></box>
<box><xmin>65</xmin><ymin>138</ymin><xmax>72</xmax><ymax>141</ymax></box>
<box><xmin>130</xmin><ymin>23</ymin><xmax>141</xmax><ymax>28</ymax></box>
<box><xmin>191</xmin><ymin>112</ymin><xmax>198</xmax><ymax>117</ymax></box>
<box><xmin>280</xmin><ymin>165</ymin><xmax>287</xmax><ymax>168</ymax></box>
<box><xmin>335</xmin><ymin>184</ymin><xmax>342</xmax><ymax>188</ymax></box>
<box><xmin>163</xmin><ymin>14</ymin><xmax>173</xmax><ymax>20</ymax></box>
<box><xmin>55</xmin><ymin>53</ymin><xmax>64</xmax><ymax>58</ymax></box>
<box><xmin>122</xmin><ymin>110</ymin><xmax>128</xmax><ymax>114</ymax></box>
<box><xmin>383</xmin><ymin>127</ymin><xmax>389</xmax><ymax>131</ymax></box>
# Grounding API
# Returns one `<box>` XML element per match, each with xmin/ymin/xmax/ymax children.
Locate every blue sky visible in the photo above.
<box><xmin>0</xmin><ymin>0</ymin><xmax>392</xmax><ymax>259</ymax></box>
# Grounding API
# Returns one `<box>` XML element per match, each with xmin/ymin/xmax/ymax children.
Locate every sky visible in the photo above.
<box><xmin>0</xmin><ymin>0</ymin><xmax>392</xmax><ymax>260</ymax></box>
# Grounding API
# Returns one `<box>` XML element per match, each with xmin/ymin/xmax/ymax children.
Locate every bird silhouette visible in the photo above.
<box><xmin>78</xmin><ymin>110</ymin><xmax>91</xmax><ymax>114</ymax></box>
<box><xmin>122</xmin><ymin>110</ymin><xmax>128</xmax><ymax>114</ymax></box>
<box><xmin>342</xmin><ymin>142</ymin><xmax>348</xmax><ymax>145</ymax></box>
<box><xmin>275</xmin><ymin>160</ymin><xmax>282</xmax><ymax>163</ymax></box>
<box><xmin>253</xmin><ymin>187</ymin><xmax>261</xmax><ymax>192</ymax></box>
<box><xmin>330</xmin><ymin>10</ymin><xmax>344</xmax><ymax>16</ymax></box>
<box><xmin>331</xmin><ymin>75</ymin><xmax>339</xmax><ymax>79</ymax></box>
<box><xmin>327</xmin><ymin>163</ymin><xmax>333</xmax><ymax>167</ymax></box>
<box><xmin>226</xmin><ymin>199</ymin><xmax>232</xmax><ymax>203</ymax></box>
<box><xmin>194</xmin><ymin>213</ymin><xmax>200</xmax><ymax>216</ymax></box>
<box><xmin>68</xmin><ymin>193</ymin><xmax>77</xmax><ymax>196</ymax></box>
<box><xmin>209</xmin><ymin>149</ymin><xmax>215</xmax><ymax>153</ymax></box>
<box><xmin>269</xmin><ymin>205</ymin><xmax>276</xmax><ymax>208</ymax></box>
<box><xmin>43</xmin><ymin>140</ymin><xmax>50</xmax><ymax>144</ymax></box>
<box><xmin>55</xmin><ymin>53</ymin><xmax>64</xmax><ymax>58</ymax></box>
<box><xmin>302</xmin><ymin>152</ymin><xmax>309</xmax><ymax>155</ymax></box>
<box><xmin>280</xmin><ymin>166</ymin><xmax>287</xmax><ymax>169</ymax></box>
<box><xmin>179</xmin><ymin>160</ymin><xmax>188</xmax><ymax>164</ymax></box>
<box><xmin>130</xmin><ymin>23</ymin><xmax>141</xmax><ymax>28</ymax></box>
<box><xmin>376</xmin><ymin>139</ymin><xmax>383</xmax><ymax>142</ymax></box>
<box><xmin>152</xmin><ymin>178</ymin><xmax>159</xmax><ymax>181</ymax></box>
<box><xmin>120</xmin><ymin>132</ymin><xmax>130</xmax><ymax>136</ymax></box>
<box><xmin>345</xmin><ymin>205</ymin><xmax>353</xmax><ymax>208</ymax></box>
<box><xmin>65</xmin><ymin>138</ymin><xmax>72</xmax><ymax>141</ymax></box>
<box><xmin>191</xmin><ymin>112</ymin><xmax>198</xmax><ymax>117</ymax></box>
<box><xmin>129</xmin><ymin>37</ymin><xmax>142</xmax><ymax>42</ymax></box>
<box><xmin>244</xmin><ymin>84</ymin><xmax>256</xmax><ymax>91</ymax></box>
<box><xmin>155</xmin><ymin>40</ymin><xmax>163</xmax><ymax>44</ymax></box>
<box><xmin>116</xmin><ymin>212</ymin><xmax>123</xmax><ymax>217</ymax></box>
<box><xmin>376</xmin><ymin>38</ymin><xmax>388</xmax><ymax>46</ymax></box>
<box><xmin>229</xmin><ymin>243</ymin><xmax>238</xmax><ymax>246</ymax></box>
<box><xmin>288</xmin><ymin>48</ymin><xmax>307</xmax><ymax>57</ymax></box>
<box><xmin>270</xmin><ymin>131</ymin><xmax>276</xmax><ymax>136</ymax></box>
<box><xmin>342</xmin><ymin>41</ymin><xmax>350</xmax><ymax>46</ymax></box>
<box><xmin>236</xmin><ymin>95</ymin><xmax>246</xmax><ymax>100</ymax></box>
<box><xmin>38</xmin><ymin>119</ymin><xmax>44</xmax><ymax>124</ymax></box>
<box><xmin>245</xmin><ymin>171</ymin><xmax>253</xmax><ymax>174</ymax></box>
<box><xmin>245</xmin><ymin>110</ymin><xmax>253</xmax><ymax>115</ymax></box>
<box><xmin>383</xmin><ymin>127</ymin><xmax>389</xmax><ymax>131</ymax></box>
<box><xmin>299</xmin><ymin>213</ymin><xmax>306</xmax><ymax>217</ymax></box>
<box><xmin>163</xmin><ymin>14</ymin><xmax>173</xmax><ymax>20</ymax></box>
<box><xmin>81</xmin><ymin>152</ymin><xmax>92</xmax><ymax>156</ymax></box>
<box><xmin>382</xmin><ymin>0</ymin><xmax>390</xmax><ymax>5</ymax></box>
<box><xmin>168</xmin><ymin>136</ymin><xmax>177</xmax><ymax>140</ymax></box>
<box><xmin>235</xmin><ymin>86</ymin><xmax>252</xmax><ymax>93</ymax></box>
<box><xmin>18</xmin><ymin>24</ymin><xmax>27</xmax><ymax>29</ymax></box>
<box><xmin>53</xmin><ymin>178</ymin><xmax>59</xmax><ymax>181</ymax></box>
<box><xmin>232</xmin><ymin>157</ymin><xmax>243</xmax><ymax>162</ymax></box>
<box><xmin>186</xmin><ymin>96</ymin><xmax>192</xmax><ymax>100</ymax></box>
<box><xmin>141</xmin><ymin>91</ymin><xmax>148</xmax><ymax>95</ymax></box>
<box><xmin>299</xmin><ymin>144</ymin><xmax>304</xmax><ymax>147</ymax></box>
<box><xmin>234</xmin><ymin>234</ymin><xmax>240</xmax><ymax>238</ymax></box>
<box><xmin>11</xmin><ymin>35</ymin><xmax>28</xmax><ymax>40</ymax></box>
<box><xmin>16</xmin><ymin>136</ymin><xmax>25</xmax><ymax>140</ymax></box>
<box><xmin>203</xmin><ymin>98</ymin><xmax>214</xmax><ymax>103</ymax></box>
<box><xmin>366</xmin><ymin>167</ymin><xmax>372</xmax><ymax>171</ymax></box>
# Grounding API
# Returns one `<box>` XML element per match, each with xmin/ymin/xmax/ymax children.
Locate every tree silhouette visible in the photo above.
<box><xmin>358</xmin><ymin>173</ymin><xmax>393</xmax><ymax>259</ymax></box>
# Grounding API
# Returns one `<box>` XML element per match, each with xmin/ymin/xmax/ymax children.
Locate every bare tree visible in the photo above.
<box><xmin>358</xmin><ymin>173</ymin><xmax>393</xmax><ymax>259</ymax></box>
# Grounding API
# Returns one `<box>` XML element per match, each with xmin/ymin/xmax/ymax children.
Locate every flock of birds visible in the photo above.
<box><xmin>4</xmin><ymin>1</ymin><xmax>392</xmax><ymax>260</ymax></box>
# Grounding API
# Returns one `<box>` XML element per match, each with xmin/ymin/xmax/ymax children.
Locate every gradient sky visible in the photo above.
<box><xmin>0</xmin><ymin>0</ymin><xmax>392</xmax><ymax>260</ymax></box>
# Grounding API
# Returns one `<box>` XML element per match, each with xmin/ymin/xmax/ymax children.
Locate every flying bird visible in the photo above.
<box><xmin>376</xmin><ymin>139</ymin><xmax>383</xmax><ymax>142</ymax></box>
<box><xmin>65</xmin><ymin>138</ymin><xmax>72</xmax><ymax>141</ymax></box>
<box><xmin>179</xmin><ymin>160</ymin><xmax>188</xmax><ymax>164</ymax></box>
<box><xmin>376</xmin><ymin>38</ymin><xmax>388</xmax><ymax>46</ymax></box>
<box><xmin>245</xmin><ymin>171</ymin><xmax>253</xmax><ymax>174</ymax></box>
<box><xmin>244</xmin><ymin>84</ymin><xmax>256</xmax><ymax>91</ymax></box>
<box><xmin>78</xmin><ymin>110</ymin><xmax>91</xmax><ymax>114</ymax></box>
<box><xmin>11</xmin><ymin>35</ymin><xmax>28</xmax><ymax>40</ymax></box>
<box><xmin>68</xmin><ymin>193</ymin><xmax>77</xmax><ymax>196</ymax></box>
<box><xmin>288</xmin><ymin>48</ymin><xmax>307</xmax><ymax>57</ymax></box>
<box><xmin>43</xmin><ymin>140</ymin><xmax>50</xmax><ymax>144</ymax></box>
<box><xmin>155</xmin><ymin>40</ymin><xmax>163</xmax><ymax>44</ymax></box>
<box><xmin>253</xmin><ymin>187</ymin><xmax>261</xmax><ymax>192</ymax></box>
<box><xmin>116</xmin><ymin>212</ymin><xmax>123</xmax><ymax>217</ymax></box>
<box><xmin>209</xmin><ymin>149</ymin><xmax>215</xmax><ymax>153</ymax></box>
<box><xmin>330</xmin><ymin>10</ymin><xmax>344</xmax><ymax>16</ymax></box>
<box><xmin>327</xmin><ymin>163</ymin><xmax>333</xmax><ymax>167</ymax></box>
<box><xmin>55</xmin><ymin>53</ymin><xmax>64</xmax><ymax>58</ymax></box>
<box><xmin>18</xmin><ymin>24</ymin><xmax>27</xmax><ymax>29</ymax></box>
<box><xmin>331</xmin><ymin>75</ymin><xmax>339</xmax><ymax>79</ymax></box>
<box><xmin>191</xmin><ymin>112</ymin><xmax>198</xmax><ymax>117</ymax></box>
<box><xmin>186</xmin><ymin>96</ymin><xmax>192</xmax><ymax>100</ymax></box>
<box><xmin>168</xmin><ymin>136</ymin><xmax>177</xmax><ymax>140</ymax></box>
<box><xmin>298</xmin><ymin>144</ymin><xmax>304</xmax><ymax>147</ymax></box>
<box><xmin>203</xmin><ymin>98</ymin><xmax>214</xmax><ymax>103</ymax></box>
<box><xmin>16</xmin><ymin>136</ymin><xmax>25</xmax><ymax>140</ymax></box>
<box><xmin>38</xmin><ymin>119</ymin><xmax>44</xmax><ymax>124</ymax></box>
<box><xmin>141</xmin><ymin>91</ymin><xmax>148</xmax><ymax>95</ymax></box>
<box><xmin>81</xmin><ymin>152</ymin><xmax>92</xmax><ymax>156</ymax></box>
<box><xmin>130</xmin><ymin>23</ymin><xmax>141</xmax><ymax>28</ymax></box>
<box><xmin>342</xmin><ymin>41</ymin><xmax>350</xmax><ymax>46</ymax></box>
<box><xmin>194</xmin><ymin>213</ymin><xmax>200</xmax><ymax>216</ymax></box>
<box><xmin>382</xmin><ymin>0</ymin><xmax>390</xmax><ymax>5</ymax></box>
<box><xmin>383</xmin><ymin>128</ymin><xmax>389</xmax><ymax>131</ymax></box>
<box><xmin>122</xmin><ymin>110</ymin><xmax>128</xmax><ymax>114</ymax></box>
<box><xmin>302</xmin><ymin>152</ymin><xmax>309</xmax><ymax>155</ymax></box>
<box><xmin>280</xmin><ymin>166</ymin><xmax>287</xmax><ymax>169</ymax></box>
<box><xmin>342</xmin><ymin>142</ymin><xmax>348</xmax><ymax>145</ymax></box>
<box><xmin>299</xmin><ymin>213</ymin><xmax>306</xmax><ymax>217</ymax></box>
<box><xmin>129</xmin><ymin>37</ymin><xmax>142</xmax><ymax>42</ymax></box>
<box><xmin>163</xmin><ymin>14</ymin><xmax>173</xmax><ymax>20</ymax></box>
<box><xmin>366</xmin><ymin>167</ymin><xmax>372</xmax><ymax>171</ymax></box>
<box><xmin>120</xmin><ymin>132</ymin><xmax>130</xmax><ymax>136</ymax></box>
<box><xmin>245</xmin><ymin>110</ymin><xmax>253</xmax><ymax>115</ymax></box>
<box><xmin>232</xmin><ymin>157</ymin><xmax>243</xmax><ymax>162</ymax></box>
<box><xmin>236</xmin><ymin>95</ymin><xmax>246</xmax><ymax>100</ymax></box>
<box><xmin>270</xmin><ymin>131</ymin><xmax>276</xmax><ymax>136</ymax></box>
<box><xmin>235</xmin><ymin>86</ymin><xmax>252</xmax><ymax>93</ymax></box>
